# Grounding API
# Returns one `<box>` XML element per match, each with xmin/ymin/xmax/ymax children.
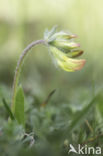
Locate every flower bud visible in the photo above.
<box><xmin>66</xmin><ymin>50</ymin><xmax>84</xmax><ymax>58</ymax></box>
<box><xmin>49</xmin><ymin>40</ymin><xmax>80</xmax><ymax>53</ymax></box>
<box><xmin>44</xmin><ymin>26</ymin><xmax>86</xmax><ymax>72</ymax></box>
<box><xmin>51</xmin><ymin>31</ymin><xmax>77</xmax><ymax>40</ymax></box>
<box><xmin>49</xmin><ymin>46</ymin><xmax>86</xmax><ymax>72</ymax></box>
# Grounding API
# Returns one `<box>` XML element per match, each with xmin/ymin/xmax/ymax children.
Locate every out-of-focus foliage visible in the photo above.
<box><xmin>0</xmin><ymin>0</ymin><xmax>103</xmax><ymax>156</ymax></box>
<box><xmin>0</xmin><ymin>0</ymin><xmax>103</xmax><ymax>91</ymax></box>
<box><xmin>0</xmin><ymin>86</ymin><xmax>103</xmax><ymax>156</ymax></box>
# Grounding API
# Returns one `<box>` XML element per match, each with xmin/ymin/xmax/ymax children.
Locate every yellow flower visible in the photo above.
<box><xmin>44</xmin><ymin>26</ymin><xmax>86</xmax><ymax>72</ymax></box>
<box><xmin>50</xmin><ymin>46</ymin><xmax>86</xmax><ymax>72</ymax></box>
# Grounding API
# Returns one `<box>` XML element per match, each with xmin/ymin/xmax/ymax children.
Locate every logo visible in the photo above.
<box><xmin>68</xmin><ymin>144</ymin><xmax>101</xmax><ymax>155</ymax></box>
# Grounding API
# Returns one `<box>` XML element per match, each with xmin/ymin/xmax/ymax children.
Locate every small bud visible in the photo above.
<box><xmin>51</xmin><ymin>31</ymin><xmax>77</xmax><ymax>40</ymax></box>
<box><xmin>49</xmin><ymin>40</ymin><xmax>80</xmax><ymax>52</ymax></box>
<box><xmin>66</xmin><ymin>50</ymin><xmax>84</xmax><ymax>58</ymax></box>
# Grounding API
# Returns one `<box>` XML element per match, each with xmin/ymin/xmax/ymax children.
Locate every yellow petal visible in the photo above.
<box><xmin>50</xmin><ymin>46</ymin><xmax>86</xmax><ymax>72</ymax></box>
<box><xmin>57</xmin><ymin>58</ymin><xmax>86</xmax><ymax>72</ymax></box>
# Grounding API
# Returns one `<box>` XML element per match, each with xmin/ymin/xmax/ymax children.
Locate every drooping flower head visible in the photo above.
<box><xmin>44</xmin><ymin>26</ymin><xmax>86</xmax><ymax>72</ymax></box>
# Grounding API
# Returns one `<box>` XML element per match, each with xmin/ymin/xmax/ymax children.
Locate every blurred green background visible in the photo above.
<box><xmin>1</xmin><ymin>1</ymin><xmax>103</xmax><ymax>155</ymax></box>
<box><xmin>0</xmin><ymin>0</ymin><xmax>103</xmax><ymax>100</ymax></box>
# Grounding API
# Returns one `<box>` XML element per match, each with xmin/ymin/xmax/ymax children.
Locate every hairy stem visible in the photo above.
<box><xmin>11</xmin><ymin>39</ymin><xmax>46</xmax><ymax>113</ymax></box>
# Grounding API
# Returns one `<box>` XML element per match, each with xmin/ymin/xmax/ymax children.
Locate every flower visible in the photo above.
<box><xmin>49</xmin><ymin>46</ymin><xmax>85</xmax><ymax>72</ymax></box>
<box><xmin>44</xmin><ymin>26</ymin><xmax>86</xmax><ymax>72</ymax></box>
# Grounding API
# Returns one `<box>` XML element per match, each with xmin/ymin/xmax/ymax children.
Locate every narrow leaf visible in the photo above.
<box><xmin>2</xmin><ymin>98</ymin><xmax>15</xmax><ymax>120</ymax></box>
<box><xmin>62</xmin><ymin>92</ymin><xmax>101</xmax><ymax>139</ymax></box>
<box><xmin>69</xmin><ymin>92</ymin><xmax>100</xmax><ymax>133</ymax></box>
<box><xmin>41</xmin><ymin>89</ymin><xmax>56</xmax><ymax>107</ymax></box>
<box><xmin>14</xmin><ymin>85</ymin><xmax>25</xmax><ymax>126</ymax></box>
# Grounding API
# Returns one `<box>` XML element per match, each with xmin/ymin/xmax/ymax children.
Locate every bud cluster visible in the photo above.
<box><xmin>44</xmin><ymin>27</ymin><xmax>86</xmax><ymax>72</ymax></box>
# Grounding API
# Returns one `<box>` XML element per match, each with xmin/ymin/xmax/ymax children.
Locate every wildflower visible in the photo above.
<box><xmin>11</xmin><ymin>26</ymin><xmax>86</xmax><ymax>126</ymax></box>
<box><xmin>49</xmin><ymin>46</ymin><xmax>85</xmax><ymax>72</ymax></box>
<box><xmin>44</xmin><ymin>26</ymin><xmax>86</xmax><ymax>72</ymax></box>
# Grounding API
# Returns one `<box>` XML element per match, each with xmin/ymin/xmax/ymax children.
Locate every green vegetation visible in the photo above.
<box><xmin>0</xmin><ymin>0</ymin><xmax>103</xmax><ymax>156</ymax></box>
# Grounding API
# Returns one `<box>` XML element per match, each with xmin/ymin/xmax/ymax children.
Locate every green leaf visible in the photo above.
<box><xmin>14</xmin><ymin>85</ymin><xmax>25</xmax><ymax>126</ymax></box>
<box><xmin>41</xmin><ymin>89</ymin><xmax>56</xmax><ymax>107</ymax></box>
<box><xmin>95</xmin><ymin>93</ymin><xmax>103</xmax><ymax>126</ymax></box>
<box><xmin>62</xmin><ymin>92</ymin><xmax>101</xmax><ymax>139</ymax></box>
<box><xmin>2</xmin><ymin>98</ymin><xmax>15</xmax><ymax>120</ymax></box>
<box><xmin>69</xmin><ymin>92</ymin><xmax>100</xmax><ymax>133</ymax></box>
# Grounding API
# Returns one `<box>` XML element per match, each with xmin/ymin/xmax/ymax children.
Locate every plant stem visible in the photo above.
<box><xmin>11</xmin><ymin>39</ymin><xmax>46</xmax><ymax>113</ymax></box>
